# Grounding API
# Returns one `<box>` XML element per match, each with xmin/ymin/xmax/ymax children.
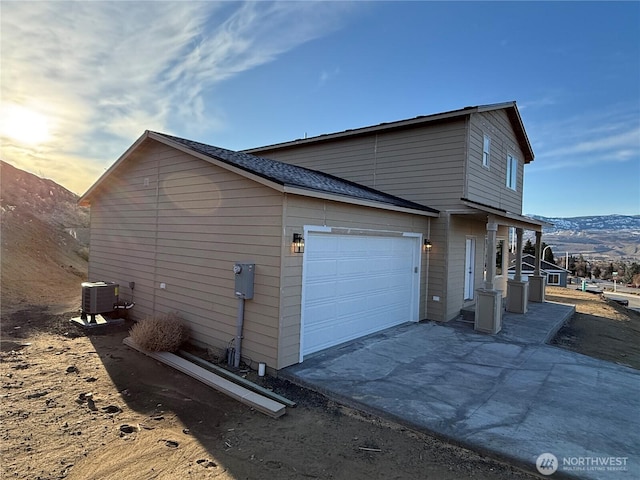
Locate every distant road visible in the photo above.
<box><xmin>602</xmin><ymin>291</ymin><xmax>640</xmax><ymax>312</ymax></box>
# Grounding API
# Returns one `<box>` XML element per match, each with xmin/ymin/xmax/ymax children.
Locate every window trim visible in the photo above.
<box><xmin>547</xmin><ymin>273</ymin><xmax>561</xmax><ymax>285</ymax></box>
<box><xmin>482</xmin><ymin>135</ymin><xmax>491</xmax><ymax>168</ymax></box>
<box><xmin>506</xmin><ymin>154</ymin><xmax>518</xmax><ymax>190</ymax></box>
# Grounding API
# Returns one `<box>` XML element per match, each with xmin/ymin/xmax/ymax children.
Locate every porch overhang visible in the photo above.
<box><xmin>460</xmin><ymin>198</ymin><xmax>551</xmax><ymax>231</ymax></box>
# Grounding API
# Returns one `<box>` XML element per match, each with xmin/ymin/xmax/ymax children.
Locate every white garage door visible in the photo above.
<box><xmin>301</xmin><ymin>230</ymin><xmax>420</xmax><ymax>359</ymax></box>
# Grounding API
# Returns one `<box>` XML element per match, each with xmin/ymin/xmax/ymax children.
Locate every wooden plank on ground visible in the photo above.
<box><xmin>177</xmin><ymin>349</ymin><xmax>297</xmax><ymax>408</ymax></box>
<box><xmin>123</xmin><ymin>337</ymin><xmax>285</xmax><ymax>418</ymax></box>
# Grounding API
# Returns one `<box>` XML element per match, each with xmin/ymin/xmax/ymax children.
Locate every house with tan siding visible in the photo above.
<box><xmin>80</xmin><ymin>101</ymin><xmax>546</xmax><ymax>371</ymax></box>
<box><xmin>79</xmin><ymin>132</ymin><xmax>437</xmax><ymax>369</ymax></box>
<box><xmin>246</xmin><ymin>101</ymin><xmax>548</xmax><ymax>332</ymax></box>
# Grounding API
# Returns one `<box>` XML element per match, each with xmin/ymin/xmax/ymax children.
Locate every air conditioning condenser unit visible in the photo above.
<box><xmin>82</xmin><ymin>281</ymin><xmax>118</xmax><ymax>316</ymax></box>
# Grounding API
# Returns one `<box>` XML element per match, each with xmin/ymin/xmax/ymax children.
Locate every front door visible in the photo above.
<box><xmin>464</xmin><ymin>238</ymin><xmax>475</xmax><ymax>300</ymax></box>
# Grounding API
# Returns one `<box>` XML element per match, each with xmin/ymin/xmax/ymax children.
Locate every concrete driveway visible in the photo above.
<box><xmin>282</xmin><ymin>302</ymin><xmax>640</xmax><ymax>479</ymax></box>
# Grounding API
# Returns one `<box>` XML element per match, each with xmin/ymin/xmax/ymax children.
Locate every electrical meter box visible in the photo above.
<box><xmin>233</xmin><ymin>263</ymin><xmax>255</xmax><ymax>299</ymax></box>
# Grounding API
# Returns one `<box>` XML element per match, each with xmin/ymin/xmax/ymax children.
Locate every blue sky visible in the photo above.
<box><xmin>1</xmin><ymin>1</ymin><xmax>638</xmax><ymax>217</ymax></box>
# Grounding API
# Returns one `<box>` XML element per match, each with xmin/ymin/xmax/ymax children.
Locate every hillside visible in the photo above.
<box><xmin>0</xmin><ymin>160</ymin><xmax>89</xmax><ymax>312</ymax></box>
<box><xmin>527</xmin><ymin>214</ymin><xmax>640</xmax><ymax>260</ymax></box>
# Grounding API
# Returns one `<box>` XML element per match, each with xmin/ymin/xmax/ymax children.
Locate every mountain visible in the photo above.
<box><xmin>526</xmin><ymin>214</ymin><xmax>640</xmax><ymax>261</ymax></box>
<box><xmin>1</xmin><ymin>160</ymin><xmax>89</xmax><ymax>311</ymax></box>
<box><xmin>528</xmin><ymin>214</ymin><xmax>640</xmax><ymax>233</ymax></box>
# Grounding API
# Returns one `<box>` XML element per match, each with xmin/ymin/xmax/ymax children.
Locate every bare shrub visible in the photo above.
<box><xmin>129</xmin><ymin>312</ymin><xmax>188</xmax><ymax>352</ymax></box>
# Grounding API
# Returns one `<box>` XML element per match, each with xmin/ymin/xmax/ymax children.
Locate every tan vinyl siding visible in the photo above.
<box><xmin>257</xmin><ymin>119</ymin><xmax>468</xmax><ymax>209</ymax></box>
<box><xmin>88</xmin><ymin>139</ymin><xmax>283</xmax><ymax>367</ymax></box>
<box><xmin>424</xmin><ymin>216</ymin><xmax>447</xmax><ymax>322</ymax></box>
<box><xmin>466</xmin><ymin>110</ymin><xmax>525</xmax><ymax>213</ymax></box>
<box><xmin>445</xmin><ymin>217</ymin><xmax>487</xmax><ymax>321</ymax></box>
<box><xmin>278</xmin><ymin>195</ymin><xmax>430</xmax><ymax>368</ymax></box>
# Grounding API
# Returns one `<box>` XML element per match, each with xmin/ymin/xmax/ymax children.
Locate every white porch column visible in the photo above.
<box><xmin>475</xmin><ymin>220</ymin><xmax>502</xmax><ymax>334</ymax></box>
<box><xmin>484</xmin><ymin>221</ymin><xmax>498</xmax><ymax>290</ymax></box>
<box><xmin>515</xmin><ymin>228</ymin><xmax>524</xmax><ymax>282</ymax></box>
<box><xmin>529</xmin><ymin>230</ymin><xmax>546</xmax><ymax>302</ymax></box>
<box><xmin>506</xmin><ymin>227</ymin><xmax>529</xmax><ymax>313</ymax></box>
<box><xmin>534</xmin><ymin>231</ymin><xmax>542</xmax><ymax>276</ymax></box>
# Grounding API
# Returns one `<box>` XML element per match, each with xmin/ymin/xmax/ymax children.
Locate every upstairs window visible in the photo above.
<box><xmin>482</xmin><ymin>135</ymin><xmax>491</xmax><ymax>167</ymax></box>
<box><xmin>506</xmin><ymin>154</ymin><xmax>517</xmax><ymax>190</ymax></box>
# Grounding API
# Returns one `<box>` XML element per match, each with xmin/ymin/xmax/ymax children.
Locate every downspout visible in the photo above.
<box><xmin>152</xmin><ymin>158</ymin><xmax>160</xmax><ymax>316</ymax></box>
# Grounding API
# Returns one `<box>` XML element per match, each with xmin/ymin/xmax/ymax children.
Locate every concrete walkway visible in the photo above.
<box><xmin>282</xmin><ymin>302</ymin><xmax>640</xmax><ymax>479</ymax></box>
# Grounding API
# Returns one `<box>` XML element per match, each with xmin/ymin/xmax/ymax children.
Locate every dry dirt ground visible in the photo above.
<box><xmin>1</xmin><ymin>302</ymin><xmax>536</xmax><ymax>480</ymax></box>
<box><xmin>548</xmin><ymin>286</ymin><xmax>640</xmax><ymax>370</ymax></box>
<box><xmin>2</xmin><ymin>286</ymin><xmax>637</xmax><ymax>480</ymax></box>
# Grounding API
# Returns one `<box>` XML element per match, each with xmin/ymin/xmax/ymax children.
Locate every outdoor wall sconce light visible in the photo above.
<box><xmin>424</xmin><ymin>239</ymin><xmax>432</xmax><ymax>251</ymax></box>
<box><xmin>293</xmin><ymin>233</ymin><xmax>305</xmax><ymax>253</ymax></box>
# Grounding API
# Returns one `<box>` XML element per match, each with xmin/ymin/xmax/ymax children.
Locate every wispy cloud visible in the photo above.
<box><xmin>519</xmin><ymin>95</ymin><xmax>559</xmax><ymax>111</ymax></box>
<box><xmin>319</xmin><ymin>67</ymin><xmax>341</xmax><ymax>87</ymax></box>
<box><xmin>0</xmin><ymin>1</ymin><xmax>351</xmax><ymax>193</ymax></box>
<box><xmin>526</xmin><ymin>105</ymin><xmax>640</xmax><ymax>173</ymax></box>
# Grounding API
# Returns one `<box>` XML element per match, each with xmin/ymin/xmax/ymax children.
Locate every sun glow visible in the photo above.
<box><xmin>0</xmin><ymin>103</ymin><xmax>51</xmax><ymax>146</ymax></box>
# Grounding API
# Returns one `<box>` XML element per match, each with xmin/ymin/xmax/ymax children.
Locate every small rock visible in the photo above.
<box><xmin>66</xmin><ymin>366</ymin><xmax>79</xmax><ymax>374</ymax></box>
<box><xmin>119</xmin><ymin>424</ymin><xmax>135</xmax><ymax>434</ymax></box>
<box><xmin>182</xmin><ymin>428</ymin><xmax>190</xmax><ymax>435</ymax></box>
<box><xmin>84</xmin><ymin>377</ymin><xmax>97</xmax><ymax>383</ymax></box>
<box><xmin>101</xmin><ymin>405</ymin><xmax>122</xmax><ymax>414</ymax></box>
<box><xmin>164</xmin><ymin>440</ymin><xmax>179</xmax><ymax>448</ymax></box>
<box><xmin>27</xmin><ymin>391</ymin><xmax>48</xmax><ymax>399</ymax></box>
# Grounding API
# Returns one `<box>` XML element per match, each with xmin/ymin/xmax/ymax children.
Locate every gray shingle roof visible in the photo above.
<box><xmin>153</xmin><ymin>132</ymin><xmax>438</xmax><ymax>214</ymax></box>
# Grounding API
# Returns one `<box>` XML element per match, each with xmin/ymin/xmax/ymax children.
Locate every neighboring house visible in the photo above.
<box><xmin>80</xmin><ymin>101</ymin><xmax>547</xmax><ymax>370</ymax></box>
<box><xmin>79</xmin><ymin>132</ymin><xmax>438</xmax><ymax>370</ymax></box>
<box><xmin>508</xmin><ymin>254</ymin><xmax>570</xmax><ymax>287</ymax></box>
<box><xmin>246</xmin><ymin>101</ymin><xmax>547</xmax><ymax>326</ymax></box>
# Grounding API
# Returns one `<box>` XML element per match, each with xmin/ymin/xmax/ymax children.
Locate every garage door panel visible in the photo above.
<box><xmin>337</xmin><ymin>258</ymin><xmax>370</xmax><ymax>274</ymax></box>
<box><xmin>305</xmin><ymin>258</ymin><xmax>338</xmax><ymax>277</ymax></box>
<box><xmin>304</xmin><ymin>284</ymin><xmax>338</xmax><ymax>303</ymax></box>
<box><xmin>302</xmin><ymin>232</ymin><xmax>419</xmax><ymax>358</ymax></box>
<box><xmin>304</xmin><ymin>304</ymin><xmax>337</xmax><ymax>325</ymax></box>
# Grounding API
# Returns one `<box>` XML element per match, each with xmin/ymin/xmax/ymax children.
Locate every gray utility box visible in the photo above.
<box><xmin>82</xmin><ymin>281</ymin><xmax>118</xmax><ymax>314</ymax></box>
<box><xmin>233</xmin><ymin>263</ymin><xmax>255</xmax><ymax>299</ymax></box>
